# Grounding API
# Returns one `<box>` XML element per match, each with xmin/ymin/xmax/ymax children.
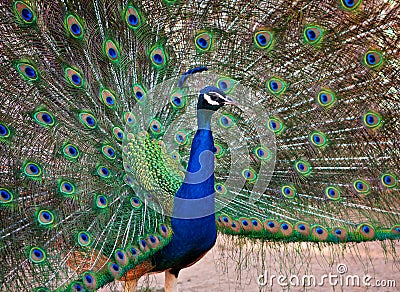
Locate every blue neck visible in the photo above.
<box><xmin>172</xmin><ymin>109</ymin><xmax>215</xmax><ymax>218</ymax></box>
<box><xmin>197</xmin><ymin>109</ymin><xmax>213</xmax><ymax>130</ymax></box>
<box><xmin>153</xmin><ymin>109</ymin><xmax>217</xmax><ymax>271</ymax></box>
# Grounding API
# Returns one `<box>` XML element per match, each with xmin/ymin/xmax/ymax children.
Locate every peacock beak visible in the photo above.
<box><xmin>224</xmin><ymin>96</ymin><xmax>238</xmax><ymax>106</ymax></box>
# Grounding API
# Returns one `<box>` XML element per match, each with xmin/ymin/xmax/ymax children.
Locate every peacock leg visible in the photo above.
<box><xmin>165</xmin><ymin>269</ymin><xmax>179</xmax><ymax>292</ymax></box>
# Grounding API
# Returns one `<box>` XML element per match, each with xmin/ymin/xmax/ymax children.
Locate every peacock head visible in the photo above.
<box><xmin>197</xmin><ymin>86</ymin><xmax>237</xmax><ymax>111</ymax></box>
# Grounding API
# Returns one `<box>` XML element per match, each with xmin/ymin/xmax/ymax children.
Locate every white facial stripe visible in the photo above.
<box><xmin>203</xmin><ymin>93</ymin><xmax>220</xmax><ymax>105</ymax></box>
<box><xmin>209</xmin><ymin>91</ymin><xmax>230</xmax><ymax>103</ymax></box>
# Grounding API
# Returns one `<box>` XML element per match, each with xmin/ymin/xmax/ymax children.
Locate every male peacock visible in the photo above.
<box><xmin>0</xmin><ymin>0</ymin><xmax>399</xmax><ymax>291</ymax></box>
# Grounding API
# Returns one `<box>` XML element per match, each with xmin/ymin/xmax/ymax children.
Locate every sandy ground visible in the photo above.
<box><xmin>101</xmin><ymin>237</ymin><xmax>400</xmax><ymax>292</ymax></box>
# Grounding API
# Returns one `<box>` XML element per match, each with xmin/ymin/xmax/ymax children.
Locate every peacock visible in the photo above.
<box><xmin>0</xmin><ymin>0</ymin><xmax>399</xmax><ymax>291</ymax></box>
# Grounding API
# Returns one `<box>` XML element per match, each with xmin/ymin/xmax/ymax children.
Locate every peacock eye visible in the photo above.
<box><xmin>210</xmin><ymin>95</ymin><xmax>218</xmax><ymax>101</ymax></box>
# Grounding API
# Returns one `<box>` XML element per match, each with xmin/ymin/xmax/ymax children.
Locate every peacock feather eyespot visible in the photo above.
<box><xmin>363</xmin><ymin>111</ymin><xmax>382</xmax><ymax>129</ymax></box>
<box><xmin>131</xmin><ymin>196</ymin><xmax>142</xmax><ymax>208</ymax></box>
<box><xmin>303</xmin><ymin>25</ymin><xmax>324</xmax><ymax>45</ymax></box>
<box><xmin>149</xmin><ymin>119</ymin><xmax>164</xmax><ymax>136</ymax></box>
<box><xmin>95</xmin><ymin>194</ymin><xmax>108</xmax><ymax>209</ymax></box>
<box><xmin>391</xmin><ymin>225</ymin><xmax>400</xmax><ymax>235</ymax></box>
<box><xmin>317</xmin><ymin>89</ymin><xmax>336</xmax><ymax>108</ymax></box>
<box><xmin>37</xmin><ymin>209</ymin><xmax>55</xmax><ymax>226</ymax></box>
<box><xmin>194</xmin><ymin>31</ymin><xmax>213</xmax><ymax>52</ymax></box>
<box><xmin>250</xmin><ymin>218</ymin><xmax>263</xmax><ymax>232</ymax></box>
<box><xmin>65</xmin><ymin>67</ymin><xmax>84</xmax><ymax>88</ymax></box>
<box><xmin>0</xmin><ymin>188</ymin><xmax>14</xmax><ymax>204</ymax></box>
<box><xmin>82</xmin><ymin>271</ymin><xmax>97</xmax><ymax>291</ymax></box>
<box><xmin>33</xmin><ymin>110</ymin><xmax>55</xmax><ymax>127</ymax></box>
<box><xmin>100</xmin><ymin>88</ymin><xmax>117</xmax><ymax>108</ymax></box>
<box><xmin>149</xmin><ymin>45</ymin><xmax>168</xmax><ymax>69</ymax></box>
<box><xmin>214</xmin><ymin>142</ymin><xmax>226</xmax><ymax>158</ymax></box>
<box><xmin>216</xmin><ymin>77</ymin><xmax>235</xmax><ymax>94</ymax></box>
<box><xmin>96</xmin><ymin>166</ymin><xmax>111</xmax><ymax>179</ymax></box>
<box><xmin>139</xmin><ymin>238</ymin><xmax>149</xmax><ymax>252</ymax></box>
<box><xmin>170</xmin><ymin>89</ymin><xmax>187</xmax><ymax>109</ymax></box>
<box><xmin>310</xmin><ymin>131</ymin><xmax>328</xmax><ymax>147</ymax></box>
<box><xmin>62</xmin><ymin>143</ymin><xmax>80</xmax><ymax>160</ymax></box>
<box><xmin>159</xmin><ymin>224</ymin><xmax>169</xmax><ymax>237</ymax></box>
<box><xmin>77</xmin><ymin>231</ymin><xmax>91</xmax><ymax>246</ymax></box>
<box><xmin>170</xmin><ymin>151</ymin><xmax>181</xmax><ymax>162</ymax></box>
<box><xmin>0</xmin><ymin>123</ymin><xmax>11</xmax><ymax>139</ymax></box>
<box><xmin>332</xmin><ymin>227</ymin><xmax>347</xmax><ymax>241</ymax></box>
<box><xmin>70</xmin><ymin>282</ymin><xmax>84</xmax><ymax>292</ymax></box>
<box><xmin>13</xmin><ymin>1</ymin><xmax>36</xmax><ymax>24</ymax></box>
<box><xmin>108</xmin><ymin>262</ymin><xmax>121</xmax><ymax>278</ymax></box>
<box><xmin>65</xmin><ymin>15</ymin><xmax>84</xmax><ymax>39</ymax></box>
<box><xmin>325</xmin><ymin>186</ymin><xmax>341</xmax><ymax>201</ymax></box>
<box><xmin>266</xmin><ymin>77</ymin><xmax>287</xmax><ymax>96</ymax></box>
<box><xmin>341</xmin><ymin>0</ymin><xmax>362</xmax><ymax>11</ymax></box>
<box><xmin>254</xmin><ymin>146</ymin><xmax>272</xmax><ymax>161</ymax></box>
<box><xmin>230</xmin><ymin>220</ymin><xmax>241</xmax><ymax>233</ymax></box>
<box><xmin>59</xmin><ymin>180</ymin><xmax>75</xmax><ymax>196</ymax></box>
<box><xmin>267</xmin><ymin>117</ymin><xmax>285</xmax><ymax>134</ymax></box>
<box><xmin>115</xmin><ymin>249</ymin><xmax>129</xmax><ymax>266</ymax></box>
<box><xmin>29</xmin><ymin>247</ymin><xmax>46</xmax><ymax>263</ymax></box>
<box><xmin>242</xmin><ymin>168</ymin><xmax>257</xmax><ymax>183</ymax></box>
<box><xmin>127</xmin><ymin>246</ymin><xmax>140</xmax><ymax>259</ymax></box>
<box><xmin>358</xmin><ymin>223</ymin><xmax>375</xmax><ymax>240</ymax></box>
<box><xmin>174</xmin><ymin>130</ymin><xmax>188</xmax><ymax>145</ymax></box>
<box><xmin>239</xmin><ymin>217</ymin><xmax>253</xmax><ymax>231</ymax></box>
<box><xmin>147</xmin><ymin>235</ymin><xmax>161</xmax><ymax>248</ymax></box>
<box><xmin>214</xmin><ymin>182</ymin><xmax>228</xmax><ymax>195</ymax></box>
<box><xmin>79</xmin><ymin>112</ymin><xmax>97</xmax><ymax>129</ymax></box>
<box><xmin>254</xmin><ymin>30</ymin><xmax>274</xmax><ymax>50</ymax></box>
<box><xmin>380</xmin><ymin>173</ymin><xmax>397</xmax><ymax>188</ymax></box>
<box><xmin>125</xmin><ymin>5</ymin><xmax>142</xmax><ymax>30</ymax></box>
<box><xmin>218</xmin><ymin>114</ymin><xmax>235</xmax><ymax>128</ymax></box>
<box><xmin>294</xmin><ymin>160</ymin><xmax>312</xmax><ymax>177</ymax></box>
<box><xmin>280</xmin><ymin>221</ymin><xmax>293</xmax><ymax>236</ymax></box>
<box><xmin>264</xmin><ymin>219</ymin><xmax>280</xmax><ymax>234</ymax></box>
<box><xmin>16</xmin><ymin>62</ymin><xmax>39</xmax><ymax>81</ymax></box>
<box><xmin>133</xmin><ymin>84</ymin><xmax>147</xmax><ymax>103</ymax></box>
<box><xmin>124</xmin><ymin>112</ymin><xmax>136</xmax><ymax>126</ymax></box>
<box><xmin>363</xmin><ymin>50</ymin><xmax>383</xmax><ymax>69</ymax></box>
<box><xmin>104</xmin><ymin>40</ymin><xmax>120</xmax><ymax>62</ymax></box>
<box><xmin>295</xmin><ymin>222</ymin><xmax>310</xmax><ymax>236</ymax></box>
<box><xmin>281</xmin><ymin>185</ymin><xmax>297</xmax><ymax>199</ymax></box>
<box><xmin>23</xmin><ymin>162</ymin><xmax>42</xmax><ymax>178</ymax></box>
<box><xmin>353</xmin><ymin>179</ymin><xmax>370</xmax><ymax>196</ymax></box>
<box><xmin>219</xmin><ymin>214</ymin><xmax>232</xmax><ymax>228</ymax></box>
<box><xmin>102</xmin><ymin>145</ymin><xmax>116</xmax><ymax>160</ymax></box>
<box><xmin>112</xmin><ymin>126</ymin><xmax>124</xmax><ymax>142</ymax></box>
<box><xmin>334</xmin><ymin>228</ymin><xmax>343</xmax><ymax>235</ymax></box>
<box><xmin>311</xmin><ymin>225</ymin><xmax>329</xmax><ymax>241</ymax></box>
